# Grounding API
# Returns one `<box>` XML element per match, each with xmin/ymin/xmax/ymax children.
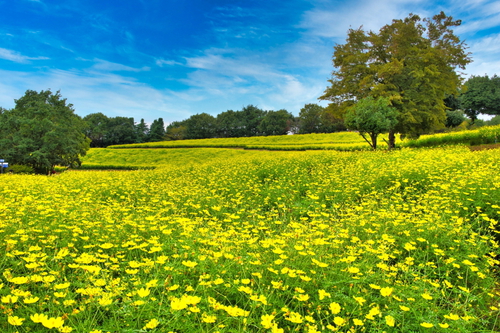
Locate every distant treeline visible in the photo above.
<box><xmin>84</xmin><ymin>104</ymin><xmax>346</xmax><ymax>147</ymax></box>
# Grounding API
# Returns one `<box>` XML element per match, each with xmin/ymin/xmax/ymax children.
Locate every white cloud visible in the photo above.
<box><xmin>0</xmin><ymin>68</ymin><xmax>190</xmax><ymax>122</ymax></box>
<box><xmin>155</xmin><ymin>58</ymin><xmax>183</xmax><ymax>67</ymax></box>
<box><xmin>298</xmin><ymin>0</ymin><xmax>423</xmax><ymax>39</ymax></box>
<box><xmin>90</xmin><ymin>59</ymin><xmax>150</xmax><ymax>72</ymax></box>
<box><xmin>0</xmin><ymin>47</ymin><xmax>49</xmax><ymax>63</ymax></box>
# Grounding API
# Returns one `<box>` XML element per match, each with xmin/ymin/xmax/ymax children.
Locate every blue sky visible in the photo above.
<box><xmin>1</xmin><ymin>0</ymin><xmax>499</xmax><ymax>124</ymax></box>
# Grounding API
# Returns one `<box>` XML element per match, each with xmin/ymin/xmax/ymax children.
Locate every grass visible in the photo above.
<box><xmin>1</xmin><ymin>146</ymin><xmax>500</xmax><ymax>332</ymax></box>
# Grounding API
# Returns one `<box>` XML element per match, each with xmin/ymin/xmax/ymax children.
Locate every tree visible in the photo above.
<box><xmin>344</xmin><ymin>96</ymin><xmax>398</xmax><ymax>149</ymax></box>
<box><xmin>216</xmin><ymin>110</ymin><xmax>242</xmax><ymax>138</ymax></box>
<box><xmin>460</xmin><ymin>74</ymin><xmax>500</xmax><ymax>123</ymax></box>
<box><xmin>135</xmin><ymin>118</ymin><xmax>149</xmax><ymax>143</ymax></box>
<box><xmin>298</xmin><ymin>104</ymin><xmax>324</xmax><ymax>134</ymax></box>
<box><xmin>148</xmin><ymin>118</ymin><xmax>166</xmax><ymax>142</ymax></box>
<box><xmin>320</xmin><ymin>12</ymin><xmax>471</xmax><ymax>148</ymax></box>
<box><xmin>83</xmin><ymin>113</ymin><xmax>110</xmax><ymax>147</ymax></box>
<box><xmin>445</xmin><ymin>110</ymin><xmax>466</xmax><ymax>128</ymax></box>
<box><xmin>240</xmin><ymin>105</ymin><xmax>266</xmax><ymax>137</ymax></box>
<box><xmin>184</xmin><ymin>113</ymin><xmax>217</xmax><ymax>139</ymax></box>
<box><xmin>298</xmin><ymin>103</ymin><xmax>346</xmax><ymax>134</ymax></box>
<box><xmin>258</xmin><ymin>109</ymin><xmax>294</xmax><ymax>136</ymax></box>
<box><xmin>105</xmin><ymin>117</ymin><xmax>137</xmax><ymax>145</ymax></box>
<box><xmin>0</xmin><ymin>90</ymin><xmax>90</xmax><ymax>173</ymax></box>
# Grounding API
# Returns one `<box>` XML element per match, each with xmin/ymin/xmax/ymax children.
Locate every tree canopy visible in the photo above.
<box><xmin>320</xmin><ymin>12</ymin><xmax>471</xmax><ymax>147</ymax></box>
<box><xmin>344</xmin><ymin>96</ymin><xmax>398</xmax><ymax>149</ymax></box>
<box><xmin>0</xmin><ymin>90</ymin><xmax>90</xmax><ymax>173</ymax></box>
<box><xmin>460</xmin><ymin>74</ymin><xmax>500</xmax><ymax>122</ymax></box>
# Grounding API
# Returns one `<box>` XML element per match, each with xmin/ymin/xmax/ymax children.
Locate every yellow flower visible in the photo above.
<box><xmin>439</xmin><ymin>323</ymin><xmax>450</xmax><ymax>328</ymax></box>
<box><xmin>41</xmin><ymin>316</ymin><xmax>65</xmax><ymax>329</ymax></box>
<box><xmin>2</xmin><ymin>295</ymin><xmax>18</xmax><ymax>303</ymax></box>
<box><xmin>318</xmin><ymin>289</ymin><xmax>331</xmax><ymax>300</ymax></box>
<box><xmin>353</xmin><ymin>318</ymin><xmax>364</xmax><ymax>326</ymax></box>
<box><xmin>333</xmin><ymin>317</ymin><xmax>345</xmax><ymax>326</ymax></box>
<box><xmin>420</xmin><ymin>322</ymin><xmax>434</xmax><ymax>328</ymax></box>
<box><xmin>54</xmin><ymin>282</ymin><xmax>71</xmax><ymax>289</ymax></box>
<box><xmin>8</xmin><ymin>315</ymin><xmax>25</xmax><ymax>326</ymax></box>
<box><xmin>347</xmin><ymin>267</ymin><xmax>360</xmax><ymax>274</ymax></box>
<box><xmin>23</xmin><ymin>296</ymin><xmax>40</xmax><ymax>303</ymax></box>
<box><xmin>201</xmin><ymin>313</ymin><xmax>217</xmax><ymax>323</ymax></box>
<box><xmin>399</xmin><ymin>305</ymin><xmax>410</xmax><ymax>311</ymax></box>
<box><xmin>143</xmin><ymin>318</ymin><xmax>160</xmax><ymax>329</ymax></box>
<box><xmin>444</xmin><ymin>313</ymin><xmax>460</xmax><ymax>320</ymax></box>
<box><xmin>385</xmin><ymin>315</ymin><xmax>395</xmax><ymax>327</ymax></box>
<box><xmin>421</xmin><ymin>293</ymin><xmax>433</xmax><ymax>300</ymax></box>
<box><xmin>31</xmin><ymin>313</ymin><xmax>49</xmax><ymax>323</ymax></box>
<box><xmin>59</xmin><ymin>326</ymin><xmax>73</xmax><ymax>333</ymax></box>
<box><xmin>170</xmin><ymin>297</ymin><xmax>188</xmax><ymax>310</ymax></box>
<box><xmin>329</xmin><ymin>302</ymin><xmax>341</xmax><ymax>314</ymax></box>
<box><xmin>181</xmin><ymin>260</ymin><xmax>197</xmax><ymax>268</ymax></box>
<box><xmin>380</xmin><ymin>287</ymin><xmax>393</xmax><ymax>297</ymax></box>
<box><xmin>261</xmin><ymin>314</ymin><xmax>275</xmax><ymax>329</ymax></box>
<box><xmin>137</xmin><ymin>288</ymin><xmax>150</xmax><ymax>298</ymax></box>
<box><xmin>286</xmin><ymin>312</ymin><xmax>303</xmax><ymax>324</ymax></box>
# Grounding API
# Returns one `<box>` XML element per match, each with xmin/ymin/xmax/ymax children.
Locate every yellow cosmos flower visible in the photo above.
<box><xmin>333</xmin><ymin>317</ymin><xmax>345</xmax><ymax>326</ymax></box>
<box><xmin>143</xmin><ymin>318</ymin><xmax>160</xmax><ymax>329</ymax></box>
<box><xmin>329</xmin><ymin>302</ymin><xmax>341</xmax><ymax>314</ymax></box>
<box><xmin>380</xmin><ymin>287</ymin><xmax>393</xmax><ymax>297</ymax></box>
<box><xmin>420</xmin><ymin>322</ymin><xmax>434</xmax><ymax>328</ymax></box>
<box><xmin>439</xmin><ymin>323</ymin><xmax>450</xmax><ymax>328</ymax></box>
<box><xmin>181</xmin><ymin>260</ymin><xmax>197</xmax><ymax>268</ymax></box>
<box><xmin>137</xmin><ymin>288</ymin><xmax>150</xmax><ymax>298</ymax></box>
<box><xmin>2</xmin><ymin>295</ymin><xmax>18</xmax><ymax>303</ymax></box>
<box><xmin>201</xmin><ymin>313</ymin><xmax>217</xmax><ymax>323</ymax></box>
<box><xmin>353</xmin><ymin>318</ymin><xmax>364</xmax><ymax>326</ymax></box>
<box><xmin>261</xmin><ymin>314</ymin><xmax>275</xmax><ymax>329</ymax></box>
<box><xmin>421</xmin><ymin>293</ymin><xmax>433</xmax><ymax>300</ymax></box>
<box><xmin>41</xmin><ymin>316</ymin><xmax>65</xmax><ymax>329</ymax></box>
<box><xmin>31</xmin><ymin>313</ymin><xmax>48</xmax><ymax>323</ymax></box>
<box><xmin>385</xmin><ymin>315</ymin><xmax>395</xmax><ymax>327</ymax></box>
<box><xmin>8</xmin><ymin>315</ymin><xmax>25</xmax><ymax>326</ymax></box>
<box><xmin>286</xmin><ymin>312</ymin><xmax>303</xmax><ymax>324</ymax></box>
<box><xmin>23</xmin><ymin>296</ymin><xmax>39</xmax><ymax>303</ymax></box>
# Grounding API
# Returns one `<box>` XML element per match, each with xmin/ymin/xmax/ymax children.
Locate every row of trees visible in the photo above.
<box><xmin>83</xmin><ymin>113</ymin><xmax>167</xmax><ymax>148</ymax></box>
<box><xmin>164</xmin><ymin>105</ymin><xmax>346</xmax><ymax>140</ymax></box>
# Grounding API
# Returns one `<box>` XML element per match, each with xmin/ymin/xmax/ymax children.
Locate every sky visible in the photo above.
<box><xmin>1</xmin><ymin>0</ymin><xmax>499</xmax><ymax>124</ymax></box>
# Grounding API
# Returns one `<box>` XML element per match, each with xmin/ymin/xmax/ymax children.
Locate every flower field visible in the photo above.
<box><xmin>1</xmin><ymin>147</ymin><xmax>500</xmax><ymax>332</ymax></box>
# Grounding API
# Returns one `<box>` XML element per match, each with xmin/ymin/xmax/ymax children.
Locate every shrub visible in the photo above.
<box><xmin>5</xmin><ymin>164</ymin><xmax>35</xmax><ymax>174</ymax></box>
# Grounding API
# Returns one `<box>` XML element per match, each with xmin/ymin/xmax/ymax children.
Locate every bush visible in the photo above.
<box><xmin>5</xmin><ymin>164</ymin><xmax>35</xmax><ymax>174</ymax></box>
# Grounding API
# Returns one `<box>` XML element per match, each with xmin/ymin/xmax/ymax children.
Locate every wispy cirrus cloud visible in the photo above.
<box><xmin>0</xmin><ymin>47</ymin><xmax>49</xmax><ymax>63</ymax></box>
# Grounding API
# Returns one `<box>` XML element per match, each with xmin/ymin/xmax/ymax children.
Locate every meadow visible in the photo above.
<box><xmin>1</xmin><ymin>146</ymin><xmax>500</xmax><ymax>332</ymax></box>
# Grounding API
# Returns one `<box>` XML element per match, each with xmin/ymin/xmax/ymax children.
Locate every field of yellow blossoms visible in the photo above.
<box><xmin>1</xmin><ymin>146</ymin><xmax>500</xmax><ymax>332</ymax></box>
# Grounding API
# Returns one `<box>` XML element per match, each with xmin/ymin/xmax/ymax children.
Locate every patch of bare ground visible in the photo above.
<box><xmin>469</xmin><ymin>143</ymin><xmax>500</xmax><ymax>151</ymax></box>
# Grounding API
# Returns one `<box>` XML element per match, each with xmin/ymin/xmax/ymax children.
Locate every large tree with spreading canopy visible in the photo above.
<box><xmin>320</xmin><ymin>12</ymin><xmax>471</xmax><ymax>148</ymax></box>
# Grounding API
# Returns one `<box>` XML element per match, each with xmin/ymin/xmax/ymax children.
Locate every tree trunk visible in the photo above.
<box><xmin>388</xmin><ymin>131</ymin><xmax>396</xmax><ymax>149</ymax></box>
<box><xmin>370</xmin><ymin>133</ymin><xmax>377</xmax><ymax>150</ymax></box>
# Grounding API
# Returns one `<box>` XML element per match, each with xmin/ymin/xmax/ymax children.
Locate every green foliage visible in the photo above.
<box><xmin>402</xmin><ymin>124</ymin><xmax>500</xmax><ymax>147</ymax></box>
<box><xmin>148</xmin><ymin>118</ymin><xmax>166</xmax><ymax>142</ymax></box>
<box><xmin>4</xmin><ymin>164</ymin><xmax>35</xmax><ymax>174</ymax></box>
<box><xmin>460</xmin><ymin>74</ymin><xmax>500</xmax><ymax>122</ymax></box>
<box><xmin>0</xmin><ymin>90</ymin><xmax>90</xmax><ymax>173</ymax></box>
<box><xmin>445</xmin><ymin>109</ymin><xmax>466</xmax><ymax>128</ymax></box>
<box><xmin>184</xmin><ymin>113</ymin><xmax>217</xmax><ymax>139</ymax></box>
<box><xmin>320</xmin><ymin>12</ymin><xmax>471</xmax><ymax>147</ymax></box>
<box><xmin>298</xmin><ymin>103</ymin><xmax>345</xmax><ymax>134</ymax></box>
<box><xmin>258</xmin><ymin>109</ymin><xmax>294</xmax><ymax>136</ymax></box>
<box><xmin>344</xmin><ymin>96</ymin><xmax>398</xmax><ymax>149</ymax></box>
